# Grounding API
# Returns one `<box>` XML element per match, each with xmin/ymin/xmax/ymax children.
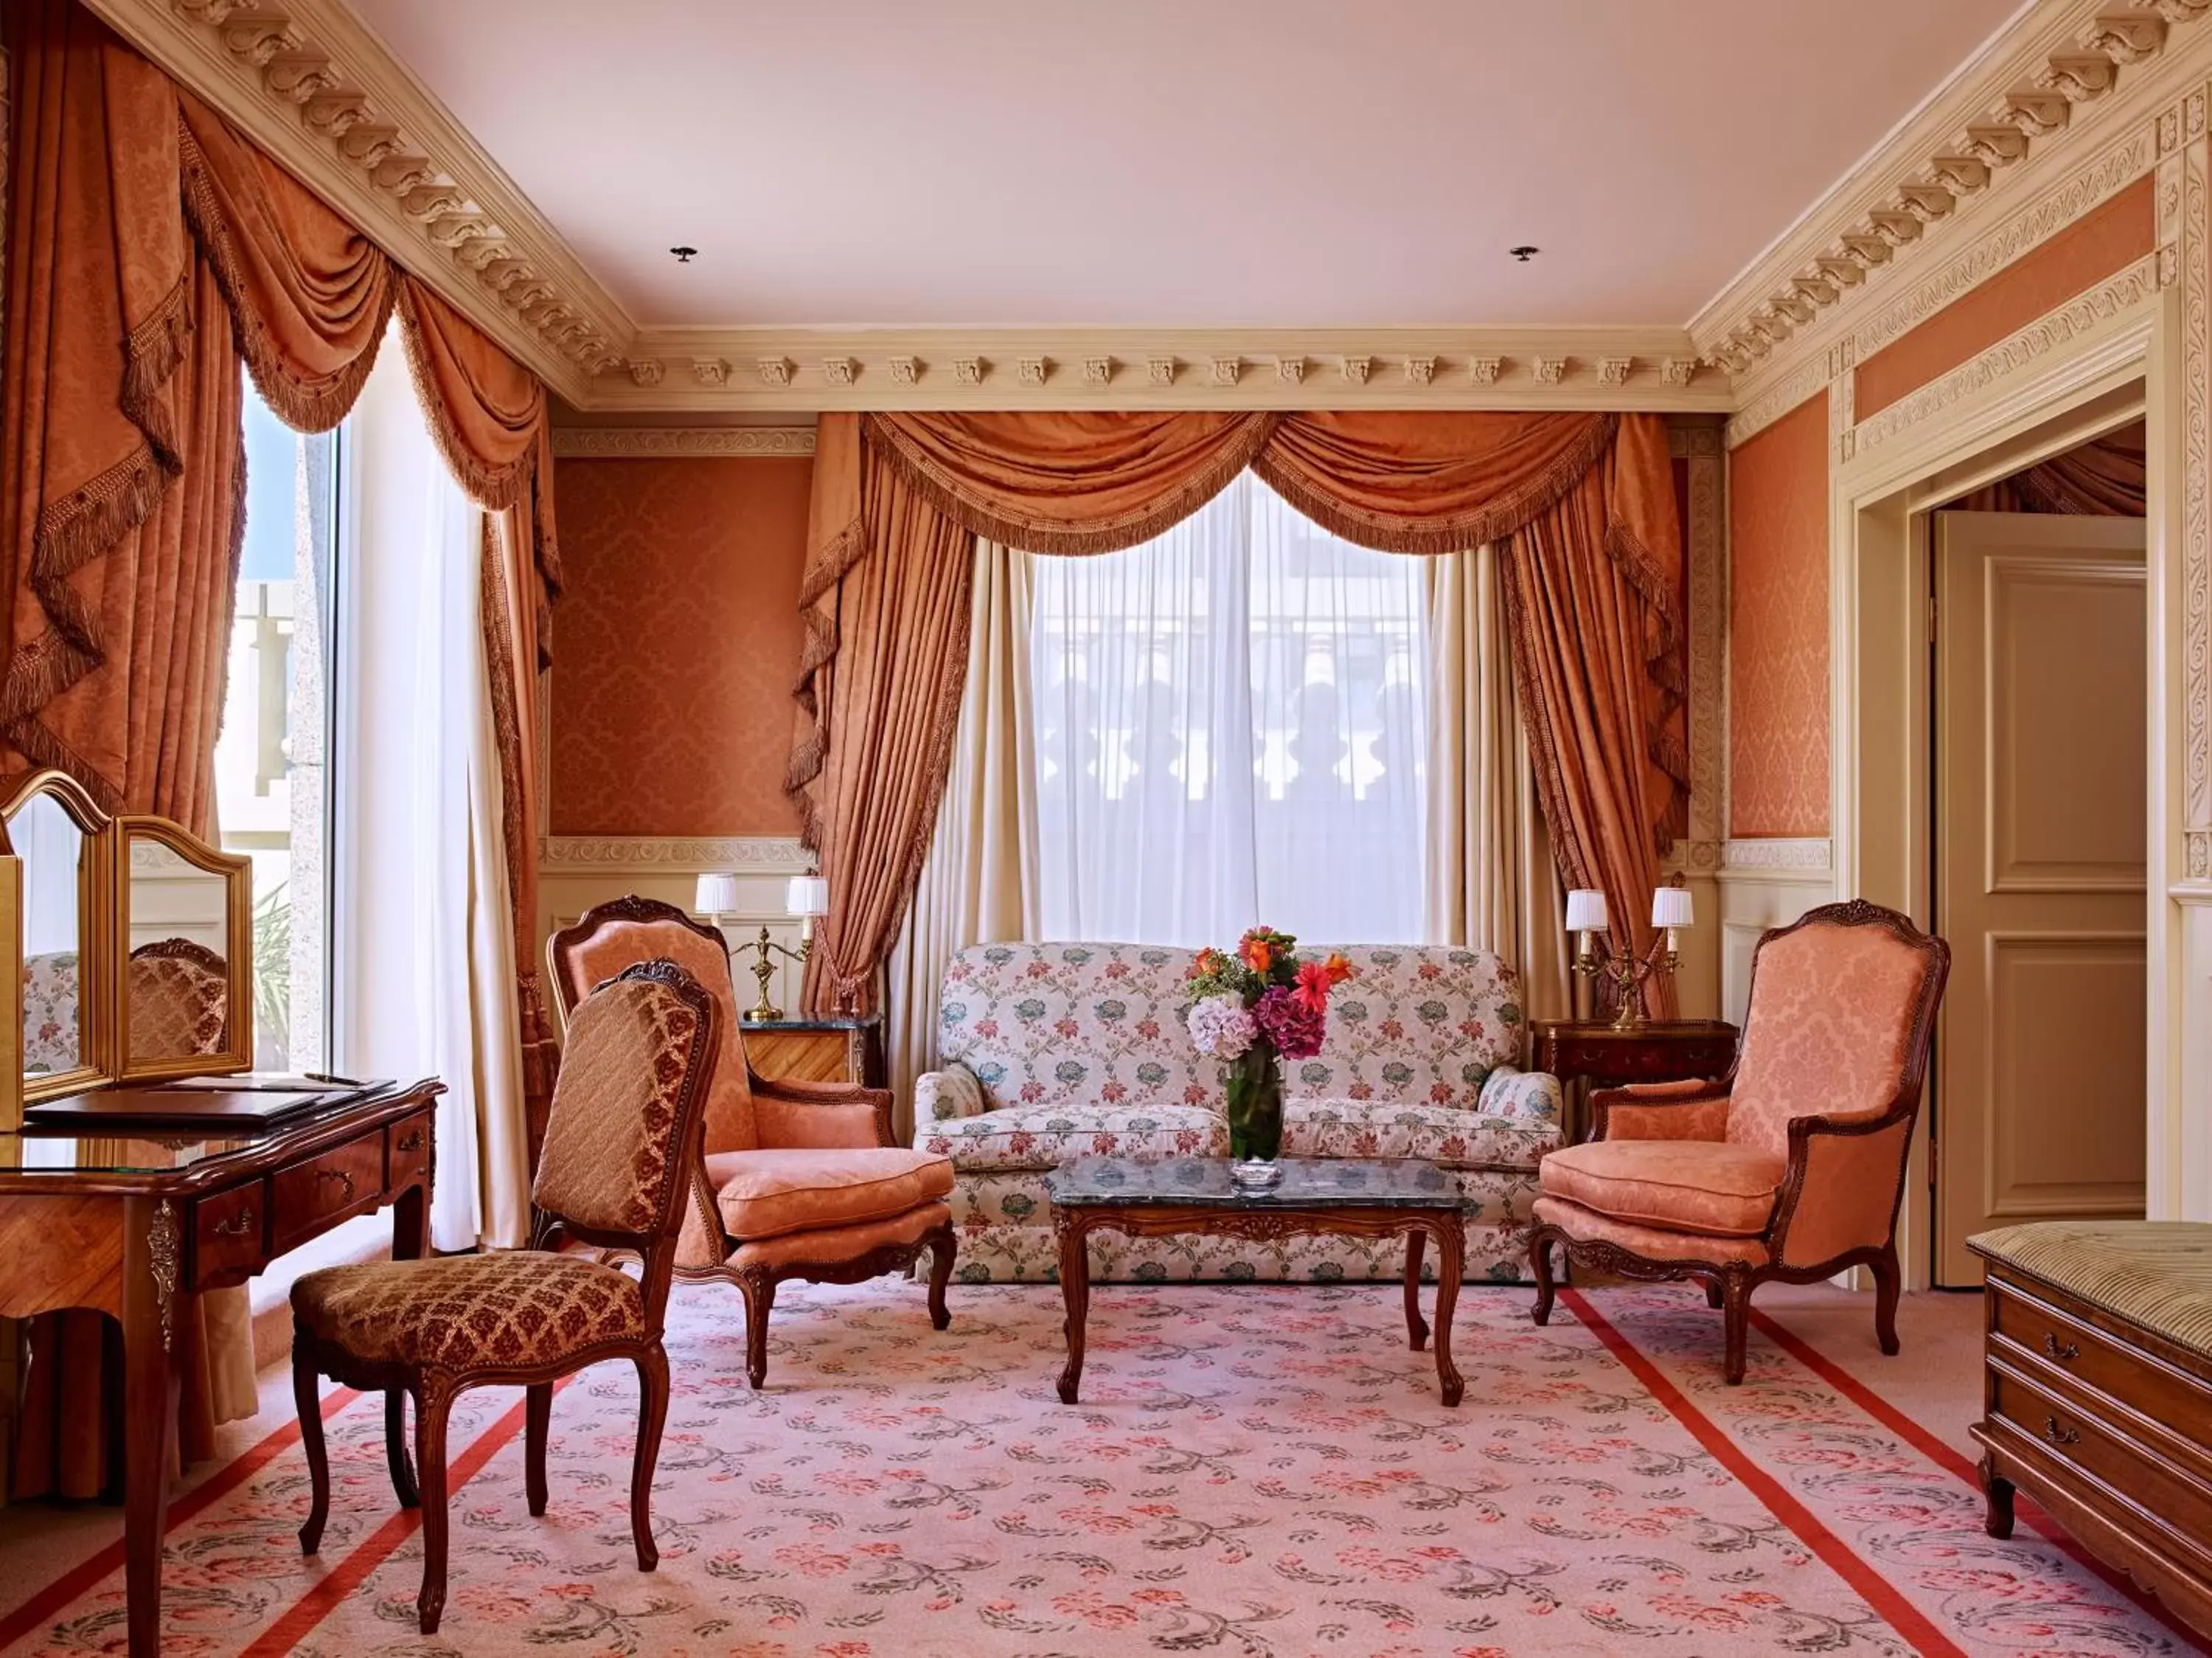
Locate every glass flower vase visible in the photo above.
<box><xmin>1224</xmin><ymin>1044</ymin><xmax>1284</xmax><ymax>1190</ymax></box>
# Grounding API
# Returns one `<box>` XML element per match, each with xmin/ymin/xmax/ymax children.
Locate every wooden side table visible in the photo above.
<box><xmin>739</xmin><ymin>1015</ymin><xmax>886</xmax><ymax>1089</ymax></box>
<box><xmin>1530</xmin><ymin>1018</ymin><xmax>1739</xmax><ymax>1140</ymax></box>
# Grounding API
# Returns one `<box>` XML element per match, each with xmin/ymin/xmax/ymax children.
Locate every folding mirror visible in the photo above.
<box><xmin>2</xmin><ymin>770</ymin><xmax>115</xmax><ymax>1105</ymax></box>
<box><xmin>115</xmin><ymin>816</ymin><xmax>251</xmax><ymax>1081</ymax></box>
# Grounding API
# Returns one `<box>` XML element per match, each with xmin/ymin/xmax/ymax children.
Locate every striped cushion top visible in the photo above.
<box><xmin>1969</xmin><ymin>1221</ymin><xmax>2212</xmax><ymax>1360</ymax></box>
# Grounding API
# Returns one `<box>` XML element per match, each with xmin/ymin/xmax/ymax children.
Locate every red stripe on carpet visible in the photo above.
<box><xmin>240</xmin><ymin>1381</ymin><xmax>564</xmax><ymax>1658</ymax></box>
<box><xmin>1750</xmin><ymin>1305</ymin><xmax>2203</xmax><ymax>1648</ymax></box>
<box><xmin>0</xmin><ymin>1385</ymin><xmax>364</xmax><ymax>1654</ymax></box>
<box><xmin>1559</xmin><ymin>1288</ymin><xmax>1970</xmax><ymax>1658</ymax></box>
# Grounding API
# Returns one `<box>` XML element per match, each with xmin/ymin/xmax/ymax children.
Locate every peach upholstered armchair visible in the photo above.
<box><xmin>549</xmin><ymin>896</ymin><xmax>956</xmax><ymax>1388</ymax></box>
<box><xmin>1528</xmin><ymin>900</ymin><xmax>1950</xmax><ymax>1385</ymax></box>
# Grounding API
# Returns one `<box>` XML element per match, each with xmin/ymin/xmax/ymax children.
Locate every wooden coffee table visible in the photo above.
<box><xmin>1044</xmin><ymin>1156</ymin><xmax>1471</xmax><ymax>1406</ymax></box>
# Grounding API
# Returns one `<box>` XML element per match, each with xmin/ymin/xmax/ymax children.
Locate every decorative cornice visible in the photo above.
<box><xmin>1697</xmin><ymin>0</ymin><xmax>2211</xmax><ymax>395</ymax></box>
<box><xmin>550</xmin><ymin>426</ymin><xmax>818</xmax><ymax>459</ymax></box>
<box><xmin>1720</xmin><ymin>838</ymin><xmax>1834</xmax><ymax>873</ymax></box>
<box><xmin>1725</xmin><ymin>352</ymin><xmax>1832</xmax><ymax>450</ymax></box>
<box><xmin>540</xmin><ymin>836</ymin><xmax>814</xmax><ymax>874</ymax></box>
<box><xmin>78</xmin><ymin>0</ymin><xmax>630</xmax><ymax>405</ymax></box>
<box><xmin>1849</xmin><ymin>250</ymin><xmax>2160</xmax><ymax>455</ymax></box>
<box><xmin>590</xmin><ymin>330</ymin><xmax>1734</xmax><ymax>412</ymax></box>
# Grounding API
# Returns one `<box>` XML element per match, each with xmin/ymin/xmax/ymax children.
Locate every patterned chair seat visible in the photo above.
<box><xmin>919</xmin><ymin>1103</ymin><xmax>1228</xmax><ymax>1173</ymax></box>
<box><xmin>1282</xmin><ymin>1099</ymin><xmax>1558</xmax><ymax>1173</ymax></box>
<box><xmin>293</xmin><ymin>1251</ymin><xmax>644</xmax><ymax>1371</ymax></box>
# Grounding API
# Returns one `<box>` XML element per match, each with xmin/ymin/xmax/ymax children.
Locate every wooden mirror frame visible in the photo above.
<box><xmin>1</xmin><ymin>769</ymin><xmax>119</xmax><ymax>1111</ymax></box>
<box><xmin>113</xmin><ymin>816</ymin><xmax>253</xmax><ymax>1083</ymax></box>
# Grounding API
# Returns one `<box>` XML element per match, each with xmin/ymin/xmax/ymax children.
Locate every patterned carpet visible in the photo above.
<box><xmin>1</xmin><ymin>1277</ymin><xmax>2197</xmax><ymax>1657</ymax></box>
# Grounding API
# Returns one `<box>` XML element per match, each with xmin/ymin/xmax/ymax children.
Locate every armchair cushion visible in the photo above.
<box><xmin>1531</xmin><ymin>1194</ymin><xmax>1771</xmax><ymax>1268</ymax></box>
<box><xmin>754</xmin><ymin>1079</ymin><xmax>891</xmax><ymax>1149</ymax></box>
<box><xmin>918</xmin><ymin>1103</ymin><xmax>1227</xmax><ymax>1171</ymax></box>
<box><xmin>707</xmin><ymin>1148</ymin><xmax>954</xmax><ymax>1243</ymax></box>
<box><xmin>1539</xmin><ymin>1140</ymin><xmax>1785</xmax><ymax>1238</ymax></box>
<box><xmin>293</xmin><ymin>1251</ymin><xmax>644</xmax><ymax>1370</ymax></box>
<box><xmin>729</xmin><ymin>1199</ymin><xmax>953</xmax><ymax>1276</ymax></box>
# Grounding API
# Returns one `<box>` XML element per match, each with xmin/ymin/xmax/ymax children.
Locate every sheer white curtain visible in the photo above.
<box><xmin>1030</xmin><ymin>473</ymin><xmax>1427</xmax><ymax>946</ymax></box>
<box><xmin>333</xmin><ymin>325</ymin><xmax>530</xmax><ymax>1252</ymax></box>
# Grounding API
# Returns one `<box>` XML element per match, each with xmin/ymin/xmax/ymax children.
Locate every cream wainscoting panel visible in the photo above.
<box><xmin>538</xmin><ymin>837</ymin><xmax>815</xmax><ymax>1021</ymax></box>
<box><xmin>1714</xmin><ymin>840</ymin><xmax>1836</xmax><ymax>1027</ymax></box>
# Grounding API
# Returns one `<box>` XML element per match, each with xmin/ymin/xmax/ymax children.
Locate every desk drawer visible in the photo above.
<box><xmin>1990</xmin><ymin>1278</ymin><xmax>2212</xmax><ymax>1474</ymax></box>
<box><xmin>270</xmin><ymin>1138</ymin><xmax>385</xmax><ymax>1251</ymax></box>
<box><xmin>1991</xmin><ymin>1364</ymin><xmax>2212</xmax><ymax>1553</ymax></box>
<box><xmin>189</xmin><ymin>1183</ymin><xmax>267</xmax><ymax>1286</ymax></box>
<box><xmin>387</xmin><ymin>1111</ymin><xmax>432</xmax><ymax>1191</ymax></box>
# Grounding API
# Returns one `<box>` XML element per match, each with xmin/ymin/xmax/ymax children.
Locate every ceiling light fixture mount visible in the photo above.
<box><xmin>669</xmin><ymin>246</ymin><xmax>698</xmax><ymax>263</ymax></box>
<box><xmin>1509</xmin><ymin>246</ymin><xmax>1539</xmax><ymax>263</ymax></box>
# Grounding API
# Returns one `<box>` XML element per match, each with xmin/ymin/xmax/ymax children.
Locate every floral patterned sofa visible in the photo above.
<box><xmin>915</xmin><ymin>942</ymin><xmax>1562</xmax><ymax>1283</ymax></box>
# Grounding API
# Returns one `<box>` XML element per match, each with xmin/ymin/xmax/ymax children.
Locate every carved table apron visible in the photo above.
<box><xmin>1049</xmin><ymin>1199</ymin><xmax>1467</xmax><ymax>1407</ymax></box>
<box><xmin>0</xmin><ymin>1079</ymin><xmax>442</xmax><ymax>1658</ymax></box>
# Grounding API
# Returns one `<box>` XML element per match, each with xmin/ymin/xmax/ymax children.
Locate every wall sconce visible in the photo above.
<box><xmin>1567</xmin><ymin>881</ymin><xmax>1694</xmax><ymax>1028</ymax></box>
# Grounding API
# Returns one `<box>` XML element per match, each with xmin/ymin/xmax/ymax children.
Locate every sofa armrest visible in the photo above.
<box><xmin>1478</xmin><ymin>1064</ymin><xmax>1563</xmax><ymax>1129</ymax></box>
<box><xmin>752</xmin><ymin>1075</ymin><xmax>895</xmax><ymax>1150</ymax></box>
<box><xmin>914</xmin><ymin>1064</ymin><xmax>986</xmax><ymax>1144</ymax></box>
<box><xmin>1590</xmin><ymin>1078</ymin><xmax>1733</xmax><ymax>1143</ymax></box>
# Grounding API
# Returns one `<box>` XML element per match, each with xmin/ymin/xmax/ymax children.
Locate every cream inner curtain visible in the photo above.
<box><xmin>886</xmin><ymin>539</ymin><xmax>1040</xmax><ymax>1129</ymax></box>
<box><xmin>1422</xmin><ymin>544</ymin><xmax>1571</xmax><ymax>1024</ymax></box>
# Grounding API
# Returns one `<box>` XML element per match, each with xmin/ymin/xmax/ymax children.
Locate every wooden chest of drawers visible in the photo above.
<box><xmin>1974</xmin><ymin>1252</ymin><xmax>2212</xmax><ymax>1639</ymax></box>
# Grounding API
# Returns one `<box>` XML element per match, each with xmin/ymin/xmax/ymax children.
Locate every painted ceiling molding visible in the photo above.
<box><xmin>1697</xmin><ymin>0</ymin><xmax>2210</xmax><ymax>397</ymax></box>
<box><xmin>81</xmin><ymin>0</ymin><xmax>632</xmax><ymax>403</ymax></box>
<box><xmin>589</xmin><ymin>330</ymin><xmax>1731</xmax><ymax>412</ymax></box>
<box><xmin>550</xmin><ymin>426</ymin><xmax>818</xmax><ymax>459</ymax></box>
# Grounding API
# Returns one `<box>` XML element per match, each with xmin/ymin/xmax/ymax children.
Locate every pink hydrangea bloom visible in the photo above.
<box><xmin>1186</xmin><ymin>993</ymin><xmax>1259</xmax><ymax>1059</ymax></box>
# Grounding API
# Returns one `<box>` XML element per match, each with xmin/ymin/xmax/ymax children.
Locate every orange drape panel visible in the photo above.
<box><xmin>789</xmin><ymin>409</ymin><xmax>1685</xmax><ymax>1019</ymax></box>
<box><xmin>394</xmin><ymin>277</ymin><xmax>561</xmax><ymax>1154</ymax></box>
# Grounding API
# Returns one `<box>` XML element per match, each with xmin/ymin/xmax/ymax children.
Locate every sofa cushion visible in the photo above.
<box><xmin>1539</xmin><ymin>1140</ymin><xmax>1785</xmax><ymax>1238</ymax></box>
<box><xmin>1282</xmin><ymin>1099</ymin><xmax>1556</xmax><ymax>1171</ymax></box>
<box><xmin>707</xmin><ymin>1148</ymin><xmax>954</xmax><ymax>1242</ymax></box>
<box><xmin>919</xmin><ymin>1104</ymin><xmax>1228</xmax><ymax>1172</ymax></box>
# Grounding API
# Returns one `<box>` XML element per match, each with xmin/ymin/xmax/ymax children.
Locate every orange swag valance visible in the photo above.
<box><xmin>789</xmin><ymin>409</ymin><xmax>1686</xmax><ymax>1019</ymax></box>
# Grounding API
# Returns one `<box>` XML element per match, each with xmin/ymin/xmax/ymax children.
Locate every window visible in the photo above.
<box><xmin>1031</xmin><ymin>471</ymin><xmax>1427</xmax><ymax>945</ymax></box>
<box><xmin>212</xmin><ymin>384</ymin><xmax>338</xmax><ymax>1070</ymax></box>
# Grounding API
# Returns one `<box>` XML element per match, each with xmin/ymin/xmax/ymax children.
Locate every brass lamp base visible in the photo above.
<box><xmin>745</xmin><ymin>924</ymin><xmax>807</xmax><ymax>1024</ymax></box>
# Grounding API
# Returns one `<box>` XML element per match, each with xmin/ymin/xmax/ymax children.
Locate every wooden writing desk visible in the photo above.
<box><xmin>0</xmin><ymin>1078</ymin><xmax>442</xmax><ymax>1657</ymax></box>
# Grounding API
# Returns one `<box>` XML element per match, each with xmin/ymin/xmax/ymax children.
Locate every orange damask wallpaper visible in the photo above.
<box><xmin>551</xmin><ymin>456</ymin><xmax>812</xmax><ymax>836</ymax></box>
<box><xmin>1854</xmin><ymin>176</ymin><xmax>2153</xmax><ymax>419</ymax></box>
<box><xmin>1728</xmin><ymin>389</ymin><xmax>1831</xmax><ymax>838</ymax></box>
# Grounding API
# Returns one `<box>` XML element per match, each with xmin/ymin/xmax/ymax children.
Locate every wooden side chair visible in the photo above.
<box><xmin>289</xmin><ymin>959</ymin><xmax>721</xmax><ymax>1635</ymax></box>
<box><xmin>549</xmin><ymin>896</ymin><xmax>956</xmax><ymax>1390</ymax></box>
<box><xmin>1528</xmin><ymin>899</ymin><xmax>1950</xmax><ymax>1384</ymax></box>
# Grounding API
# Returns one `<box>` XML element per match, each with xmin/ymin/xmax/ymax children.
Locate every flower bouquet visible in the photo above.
<box><xmin>1185</xmin><ymin>928</ymin><xmax>1354</xmax><ymax>1189</ymax></box>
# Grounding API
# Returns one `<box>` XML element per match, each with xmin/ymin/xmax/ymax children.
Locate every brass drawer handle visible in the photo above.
<box><xmin>2043</xmin><ymin>1415</ymin><xmax>2081</xmax><ymax>1446</ymax></box>
<box><xmin>316</xmin><ymin>1168</ymin><xmax>356</xmax><ymax>1201</ymax></box>
<box><xmin>2043</xmin><ymin>1331</ymin><xmax>2079</xmax><ymax>1362</ymax></box>
<box><xmin>211</xmin><ymin>1206</ymin><xmax>256</xmax><ymax>1239</ymax></box>
<box><xmin>396</xmin><ymin>1128</ymin><xmax>425</xmax><ymax>1154</ymax></box>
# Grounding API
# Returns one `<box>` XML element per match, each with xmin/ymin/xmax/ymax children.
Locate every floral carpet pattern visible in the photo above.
<box><xmin>5</xmin><ymin>1280</ymin><xmax>2194</xmax><ymax>1658</ymax></box>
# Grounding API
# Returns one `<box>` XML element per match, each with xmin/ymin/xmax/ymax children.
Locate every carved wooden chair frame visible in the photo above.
<box><xmin>547</xmin><ymin>895</ymin><xmax>955</xmax><ymax>1390</ymax></box>
<box><xmin>291</xmin><ymin>959</ymin><xmax>721</xmax><ymax>1635</ymax></box>
<box><xmin>1528</xmin><ymin>898</ymin><xmax>1952</xmax><ymax>1385</ymax></box>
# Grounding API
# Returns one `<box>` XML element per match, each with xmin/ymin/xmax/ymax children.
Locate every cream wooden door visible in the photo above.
<box><xmin>1933</xmin><ymin>511</ymin><xmax>2146</xmax><ymax>1286</ymax></box>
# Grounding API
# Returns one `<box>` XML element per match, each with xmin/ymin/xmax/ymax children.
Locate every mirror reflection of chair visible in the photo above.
<box><xmin>125</xmin><ymin>940</ymin><xmax>229</xmax><ymax>1061</ymax></box>
<box><xmin>548</xmin><ymin>895</ymin><xmax>957</xmax><ymax>1390</ymax></box>
<box><xmin>289</xmin><ymin>959</ymin><xmax>722</xmax><ymax>1636</ymax></box>
<box><xmin>1</xmin><ymin>770</ymin><xmax>113</xmax><ymax>1110</ymax></box>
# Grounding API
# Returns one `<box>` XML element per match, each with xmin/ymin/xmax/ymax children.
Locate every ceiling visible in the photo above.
<box><xmin>342</xmin><ymin>0</ymin><xmax>2024</xmax><ymax>333</ymax></box>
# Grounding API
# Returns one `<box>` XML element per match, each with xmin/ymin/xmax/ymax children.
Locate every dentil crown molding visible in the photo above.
<box><xmin>550</xmin><ymin>426</ymin><xmax>818</xmax><ymax>459</ymax></box>
<box><xmin>80</xmin><ymin>0</ymin><xmax>632</xmax><ymax>405</ymax></box>
<box><xmin>588</xmin><ymin>329</ymin><xmax>1732</xmax><ymax>412</ymax></box>
<box><xmin>1702</xmin><ymin>0</ymin><xmax>2212</xmax><ymax>409</ymax></box>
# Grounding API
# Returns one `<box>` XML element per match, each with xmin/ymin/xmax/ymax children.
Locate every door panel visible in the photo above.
<box><xmin>1935</xmin><ymin>511</ymin><xmax>2146</xmax><ymax>1287</ymax></box>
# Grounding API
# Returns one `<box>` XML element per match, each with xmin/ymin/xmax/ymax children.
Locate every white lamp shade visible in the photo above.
<box><xmin>694</xmin><ymin>873</ymin><xmax>740</xmax><ymax>916</ymax></box>
<box><xmin>1565</xmin><ymin>889</ymin><xmax>1609</xmax><ymax>933</ymax></box>
<box><xmin>1650</xmin><ymin>886</ymin><xmax>1695</xmax><ymax>929</ymax></box>
<box><xmin>786</xmin><ymin>875</ymin><xmax>830</xmax><ymax>918</ymax></box>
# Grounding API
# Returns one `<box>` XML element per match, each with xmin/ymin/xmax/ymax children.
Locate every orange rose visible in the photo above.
<box><xmin>1239</xmin><ymin>937</ymin><xmax>1272</xmax><ymax>974</ymax></box>
<box><xmin>1324</xmin><ymin>951</ymin><xmax>1355</xmax><ymax>985</ymax></box>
